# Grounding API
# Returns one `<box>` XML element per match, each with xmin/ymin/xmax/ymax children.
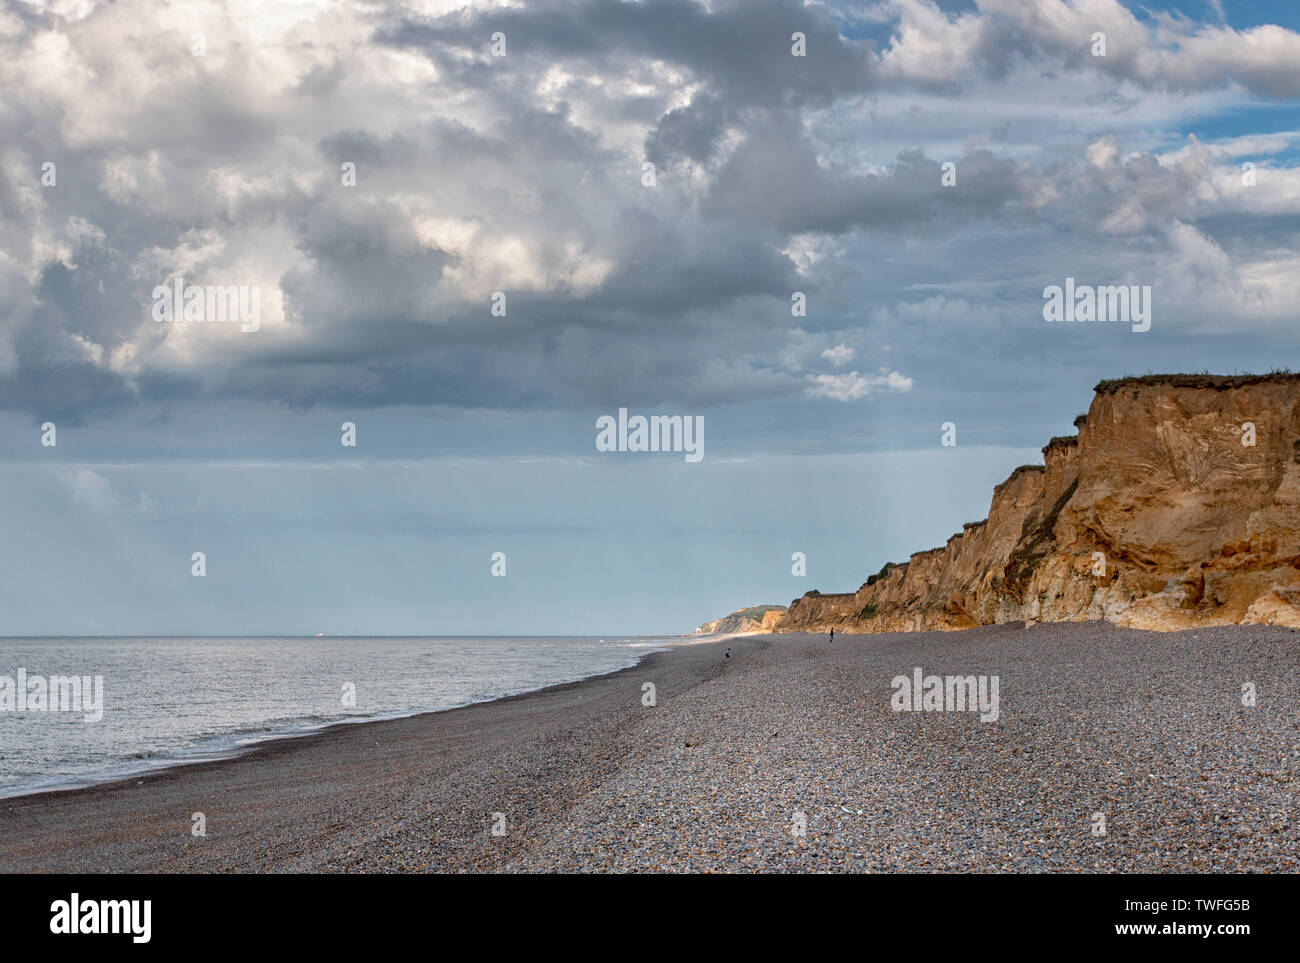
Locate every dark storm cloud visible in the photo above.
<box><xmin>703</xmin><ymin>124</ymin><xmax>1031</xmax><ymax>234</ymax></box>
<box><xmin>378</xmin><ymin>0</ymin><xmax>877</xmax><ymax>110</ymax></box>
<box><xmin>644</xmin><ymin>93</ymin><xmax>729</xmax><ymax>166</ymax></box>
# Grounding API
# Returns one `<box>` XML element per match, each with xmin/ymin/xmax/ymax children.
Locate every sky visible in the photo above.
<box><xmin>0</xmin><ymin>0</ymin><xmax>1297</xmax><ymax>635</ymax></box>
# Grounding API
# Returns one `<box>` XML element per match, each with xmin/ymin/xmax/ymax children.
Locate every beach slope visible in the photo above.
<box><xmin>1</xmin><ymin>624</ymin><xmax>1296</xmax><ymax>873</ymax></box>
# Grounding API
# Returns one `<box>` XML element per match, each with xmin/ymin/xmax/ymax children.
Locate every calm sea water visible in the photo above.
<box><xmin>0</xmin><ymin>636</ymin><xmax>676</xmax><ymax>797</ymax></box>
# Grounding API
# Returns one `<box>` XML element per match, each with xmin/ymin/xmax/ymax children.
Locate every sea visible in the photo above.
<box><xmin>0</xmin><ymin>635</ymin><xmax>679</xmax><ymax>797</ymax></box>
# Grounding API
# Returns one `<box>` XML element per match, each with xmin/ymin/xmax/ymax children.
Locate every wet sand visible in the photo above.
<box><xmin>1</xmin><ymin>622</ymin><xmax>1295</xmax><ymax>873</ymax></box>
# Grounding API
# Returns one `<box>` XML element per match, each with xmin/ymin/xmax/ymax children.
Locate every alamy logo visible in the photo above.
<box><xmin>595</xmin><ymin>408</ymin><xmax>703</xmax><ymax>462</ymax></box>
<box><xmin>890</xmin><ymin>667</ymin><xmax>1000</xmax><ymax>722</ymax></box>
<box><xmin>1042</xmin><ymin>278</ymin><xmax>1151</xmax><ymax>332</ymax></box>
<box><xmin>50</xmin><ymin>894</ymin><xmax>151</xmax><ymax>943</ymax></box>
<box><xmin>0</xmin><ymin>668</ymin><xmax>103</xmax><ymax>722</ymax></box>
<box><xmin>151</xmin><ymin>276</ymin><xmax>261</xmax><ymax>332</ymax></box>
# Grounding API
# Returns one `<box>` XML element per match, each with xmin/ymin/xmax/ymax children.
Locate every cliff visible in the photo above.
<box><xmin>695</xmin><ymin>605</ymin><xmax>787</xmax><ymax>635</ymax></box>
<box><xmin>773</xmin><ymin>373</ymin><xmax>1300</xmax><ymax>634</ymax></box>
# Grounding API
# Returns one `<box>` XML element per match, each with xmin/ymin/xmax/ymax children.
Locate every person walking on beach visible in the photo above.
<box><xmin>724</xmin><ymin>648</ymin><xmax>731</xmax><ymax>660</ymax></box>
<box><xmin>829</xmin><ymin>627</ymin><xmax>834</xmax><ymax>644</ymax></box>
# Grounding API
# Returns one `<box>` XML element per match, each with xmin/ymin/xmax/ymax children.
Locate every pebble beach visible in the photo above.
<box><xmin>1</xmin><ymin>622</ymin><xmax>1295</xmax><ymax>873</ymax></box>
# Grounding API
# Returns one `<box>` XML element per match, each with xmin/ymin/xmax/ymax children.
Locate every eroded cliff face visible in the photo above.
<box><xmin>696</xmin><ymin>605</ymin><xmax>787</xmax><ymax>635</ymax></box>
<box><xmin>775</xmin><ymin>374</ymin><xmax>1300</xmax><ymax>634</ymax></box>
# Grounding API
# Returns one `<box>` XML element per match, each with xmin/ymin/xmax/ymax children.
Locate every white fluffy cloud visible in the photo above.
<box><xmin>878</xmin><ymin>0</ymin><xmax>1300</xmax><ymax>97</ymax></box>
<box><xmin>822</xmin><ymin>343</ymin><xmax>856</xmax><ymax>367</ymax></box>
<box><xmin>806</xmin><ymin>369</ymin><xmax>914</xmax><ymax>402</ymax></box>
<box><xmin>57</xmin><ymin>467</ymin><xmax>116</xmax><ymax>509</ymax></box>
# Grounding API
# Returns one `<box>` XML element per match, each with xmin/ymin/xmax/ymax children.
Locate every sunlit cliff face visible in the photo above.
<box><xmin>777</xmin><ymin>376</ymin><xmax>1300</xmax><ymax>634</ymax></box>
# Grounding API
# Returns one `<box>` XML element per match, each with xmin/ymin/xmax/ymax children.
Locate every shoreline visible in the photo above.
<box><xmin>2</xmin><ymin>623</ymin><xmax>1296</xmax><ymax>873</ymax></box>
<box><xmin>0</xmin><ymin>635</ymin><xmax>742</xmax><ymax>872</ymax></box>
<box><xmin>0</xmin><ymin>639</ymin><xmax>689</xmax><ymax>804</ymax></box>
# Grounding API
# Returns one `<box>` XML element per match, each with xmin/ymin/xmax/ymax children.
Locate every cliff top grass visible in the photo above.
<box><xmin>864</xmin><ymin>560</ymin><xmax>907</xmax><ymax>588</ymax></box>
<box><xmin>1095</xmin><ymin>370</ymin><xmax>1298</xmax><ymax>394</ymax></box>
<box><xmin>1043</xmin><ymin>435</ymin><xmax>1079</xmax><ymax>455</ymax></box>
<box><xmin>727</xmin><ymin>604</ymin><xmax>787</xmax><ymax>618</ymax></box>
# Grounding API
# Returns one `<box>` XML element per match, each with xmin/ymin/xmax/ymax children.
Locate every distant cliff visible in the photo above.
<box><xmin>773</xmin><ymin>373</ymin><xmax>1300</xmax><ymax>634</ymax></box>
<box><xmin>696</xmin><ymin>605</ymin><xmax>787</xmax><ymax>635</ymax></box>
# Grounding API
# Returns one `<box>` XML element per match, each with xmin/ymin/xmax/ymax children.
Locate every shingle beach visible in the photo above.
<box><xmin>1</xmin><ymin>623</ymin><xmax>1296</xmax><ymax>873</ymax></box>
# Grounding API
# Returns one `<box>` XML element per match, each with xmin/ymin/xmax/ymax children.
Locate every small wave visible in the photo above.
<box><xmin>0</xmin><ymin>639</ymin><xmax>660</xmax><ymax>799</ymax></box>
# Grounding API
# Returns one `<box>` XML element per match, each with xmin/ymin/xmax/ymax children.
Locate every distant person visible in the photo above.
<box><xmin>724</xmin><ymin>648</ymin><xmax>731</xmax><ymax>660</ymax></box>
<box><xmin>829</xmin><ymin>628</ymin><xmax>834</xmax><ymax>644</ymax></box>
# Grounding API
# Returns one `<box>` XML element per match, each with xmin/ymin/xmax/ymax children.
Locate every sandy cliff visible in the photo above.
<box><xmin>773</xmin><ymin>374</ymin><xmax>1300</xmax><ymax>634</ymax></box>
<box><xmin>695</xmin><ymin>605</ymin><xmax>787</xmax><ymax>635</ymax></box>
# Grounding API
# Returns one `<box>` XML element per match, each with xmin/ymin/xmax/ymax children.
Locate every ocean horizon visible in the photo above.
<box><xmin>0</xmin><ymin>635</ymin><xmax>681</xmax><ymax>798</ymax></box>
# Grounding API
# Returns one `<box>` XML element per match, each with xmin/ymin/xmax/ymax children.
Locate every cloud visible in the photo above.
<box><xmin>822</xmin><ymin>343</ymin><xmax>855</xmax><ymax>366</ymax></box>
<box><xmin>879</xmin><ymin>0</ymin><xmax>1300</xmax><ymax>98</ymax></box>
<box><xmin>57</xmin><ymin>467</ymin><xmax>116</xmax><ymax>509</ymax></box>
<box><xmin>805</xmin><ymin>369</ymin><xmax>914</xmax><ymax>402</ymax></box>
<box><xmin>0</xmin><ymin>0</ymin><xmax>1296</xmax><ymax>427</ymax></box>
